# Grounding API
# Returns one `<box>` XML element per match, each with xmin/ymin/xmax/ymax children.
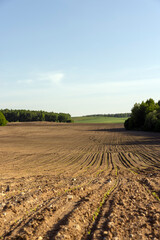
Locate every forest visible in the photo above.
<box><xmin>124</xmin><ymin>98</ymin><xmax>160</xmax><ymax>132</ymax></box>
<box><xmin>0</xmin><ymin>109</ymin><xmax>72</xmax><ymax>124</ymax></box>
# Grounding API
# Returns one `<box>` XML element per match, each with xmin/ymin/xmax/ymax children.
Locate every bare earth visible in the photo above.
<box><xmin>0</xmin><ymin>122</ymin><xmax>160</xmax><ymax>240</ymax></box>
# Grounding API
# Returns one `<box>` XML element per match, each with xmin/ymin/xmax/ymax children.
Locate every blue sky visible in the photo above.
<box><xmin>0</xmin><ymin>0</ymin><xmax>160</xmax><ymax>116</ymax></box>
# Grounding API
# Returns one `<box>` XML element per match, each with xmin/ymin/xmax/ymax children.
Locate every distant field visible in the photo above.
<box><xmin>72</xmin><ymin>116</ymin><xmax>127</xmax><ymax>123</ymax></box>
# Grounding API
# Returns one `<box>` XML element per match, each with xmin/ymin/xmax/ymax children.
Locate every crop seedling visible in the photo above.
<box><xmin>115</xmin><ymin>166</ymin><xmax>118</xmax><ymax>176</ymax></box>
<box><xmin>152</xmin><ymin>192</ymin><xmax>160</xmax><ymax>201</ymax></box>
<box><xmin>89</xmin><ymin>178</ymin><xmax>119</xmax><ymax>236</ymax></box>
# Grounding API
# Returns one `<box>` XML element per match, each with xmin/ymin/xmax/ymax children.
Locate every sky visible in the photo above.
<box><xmin>0</xmin><ymin>0</ymin><xmax>160</xmax><ymax>116</ymax></box>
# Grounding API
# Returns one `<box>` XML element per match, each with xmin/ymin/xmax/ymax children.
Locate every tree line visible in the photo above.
<box><xmin>124</xmin><ymin>98</ymin><xmax>160</xmax><ymax>132</ymax></box>
<box><xmin>0</xmin><ymin>109</ymin><xmax>73</xmax><ymax>124</ymax></box>
<box><xmin>85</xmin><ymin>113</ymin><xmax>130</xmax><ymax>118</ymax></box>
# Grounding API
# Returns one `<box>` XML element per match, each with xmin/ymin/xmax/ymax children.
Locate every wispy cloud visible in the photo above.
<box><xmin>16</xmin><ymin>72</ymin><xmax>64</xmax><ymax>87</ymax></box>
<box><xmin>38</xmin><ymin>72</ymin><xmax>64</xmax><ymax>84</ymax></box>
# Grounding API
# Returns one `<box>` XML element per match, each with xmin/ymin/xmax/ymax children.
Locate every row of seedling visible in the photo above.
<box><xmin>87</xmin><ymin>166</ymin><xmax>119</xmax><ymax>236</ymax></box>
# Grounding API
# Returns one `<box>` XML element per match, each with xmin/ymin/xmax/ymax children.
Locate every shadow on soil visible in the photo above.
<box><xmin>89</xmin><ymin>128</ymin><xmax>124</xmax><ymax>132</ymax></box>
<box><xmin>88</xmin><ymin>128</ymin><xmax>160</xmax><ymax>146</ymax></box>
<box><xmin>44</xmin><ymin>196</ymin><xmax>90</xmax><ymax>240</ymax></box>
<box><xmin>83</xmin><ymin>193</ymin><xmax>116</xmax><ymax>240</ymax></box>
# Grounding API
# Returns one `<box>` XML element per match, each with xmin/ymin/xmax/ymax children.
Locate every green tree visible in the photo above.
<box><xmin>155</xmin><ymin>120</ymin><xmax>160</xmax><ymax>132</ymax></box>
<box><xmin>0</xmin><ymin>111</ymin><xmax>7</xmax><ymax>126</ymax></box>
<box><xmin>58</xmin><ymin>113</ymin><xmax>72</xmax><ymax>122</ymax></box>
<box><xmin>124</xmin><ymin>117</ymin><xmax>134</xmax><ymax>130</ymax></box>
<box><xmin>130</xmin><ymin>102</ymin><xmax>147</xmax><ymax>129</ymax></box>
<box><xmin>144</xmin><ymin>111</ymin><xmax>157</xmax><ymax>131</ymax></box>
<box><xmin>124</xmin><ymin>98</ymin><xmax>160</xmax><ymax>132</ymax></box>
<box><xmin>45</xmin><ymin>112</ymin><xmax>58</xmax><ymax>122</ymax></box>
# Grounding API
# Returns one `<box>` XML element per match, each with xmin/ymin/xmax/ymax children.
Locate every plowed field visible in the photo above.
<box><xmin>0</xmin><ymin>122</ymin><xmax>160</xmax><ymax>240</ymax></box>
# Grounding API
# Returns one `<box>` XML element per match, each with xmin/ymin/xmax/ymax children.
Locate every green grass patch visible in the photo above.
<box><xmin>72</xmin><ymin>116</ymin><xmax>127</xmax><ymax>124</ymax></box>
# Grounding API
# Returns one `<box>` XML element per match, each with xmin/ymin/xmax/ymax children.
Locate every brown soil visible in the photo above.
<box><xmin>0</xmin><ymin>122</ymin><xmax>160</xmax><ymax>240</ymax></box>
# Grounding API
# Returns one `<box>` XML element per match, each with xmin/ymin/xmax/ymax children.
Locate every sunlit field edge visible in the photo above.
<box><xmin>72</xmin><ymin>116</ymin><xmax>127</xmax><ymax>123</ymax></box>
